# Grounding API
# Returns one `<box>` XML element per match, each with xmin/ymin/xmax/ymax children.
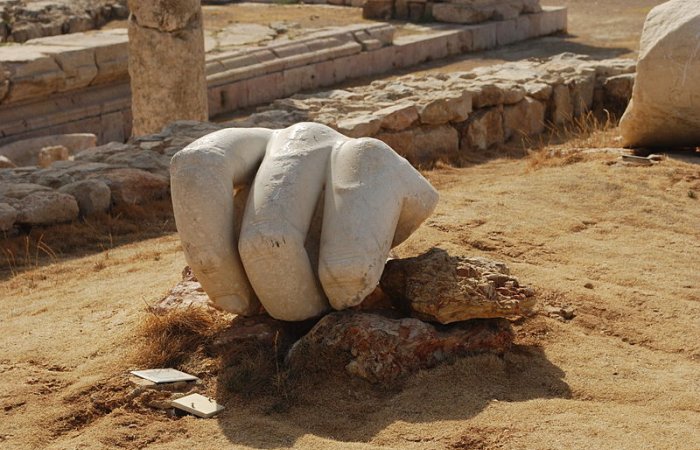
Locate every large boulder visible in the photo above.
<box><xmin>620</xmin><ymin>0</ymin><xmax>700</xmax><ymax>147</ymax></box>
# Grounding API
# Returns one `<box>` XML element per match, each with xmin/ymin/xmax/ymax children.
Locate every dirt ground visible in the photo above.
<box><xmin>2</xmin><ymin>1</ymin><xmax>700</xmax><ymax>449</ymax></box>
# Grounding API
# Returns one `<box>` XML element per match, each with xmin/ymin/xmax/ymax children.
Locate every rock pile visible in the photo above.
<box><xmin>0</xmin><ymin>0</ymin><xmax>128</xmax><ymax>43</ymax></box>
<box><xmin>156</xmin><ymin>247</ymin><xmax>531</xmax><ymax>384</ymax></box>
<box><xmin>0</xmin><ymin>121</ymin><xmax>220</xmax><ymax>231</ymax></box>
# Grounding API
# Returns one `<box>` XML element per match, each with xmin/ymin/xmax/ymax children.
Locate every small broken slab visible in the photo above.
<box><xmin>287</xmin><ymin>311</ymin><xmax>513</xmax><ymax>384</ymax></box>
<box><xmin>380</xmin><ymin>248</ymin><xmax>536</xmax><ymax>324</ymax></box>
<box><xmin>171</xmin><ymin>393</ymin><xmax>224</xmax><ymax>418</ymax></box>
<box><xmin>130</xmin><ymin>368</ymin><xmax>199</xmax><ymax>384</ymax></box>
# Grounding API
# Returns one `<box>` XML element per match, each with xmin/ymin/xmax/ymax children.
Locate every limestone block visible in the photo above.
<box><xmin>97</xmin><ymin>168</ymin><xmax>170</xmax><ymax>205</ymax></box>
<box><xmin>37</xmin><ymin>145</ymin><xmax>69</xmax><ymax>168</ymax></box>
<box><xmin>363</xmin><ymin>0</ymin><xmax>393</xmax><ymax>20</ymax></box>
<box><xmin>0</xmin><ymin>133</ymin><xmax>97</xmax><ymax>167</ymax></box>
<box><xmin>504</xmin><ymin>97</ymin><xmax>545</xmax><ymax>140</ymax></box>
<box><xmin>540</xmin><ymin>6</ymin><xmax>567</xmax><ymax>35</ymax></box>
<box><xmin>375</xmin><ymin>103</ymin><xmax>419</xmax><ymax>131</ymax></box>
<box><xmin>0</xmin><ymin>46</ymin><xmax>64</xmax><ymax>103</ymax></box>
<box><xmin>603</xmin><ymin>73</ymin><xmax>635</xmax><ymax>112</ymax></box>
<box><xmin>432</xmin><ymin>4</ymin><xmax>492</xmax><ymax>24</ymax></box>
<box><xmin>523</xmin><ymin>0</ymin><xmax>542</xmax><ymax>13</ymax></box>
<box><xmin>58</xmin><ymin>179</ymin><xmax>112</xmax><ymax>216</ymax></box>
<box><xmin>570</xmin><ymin>70</ymin><xmax>596</xmax><ymax>117</ymax></box>
<box><xmin>550</xmin><ymin>83</ymin><xmax>572</xmax><ymax>124</ymax></box>
<box><xmin>471</xmin><ymin>82</ymin><xmax>505</xmax><ymax>108</ymax></box>
<box><xmin>620</xmin><ymin>0</ymin><xmax>700</xmax><ymax>147</ymax></box>
<box><xmin>470</xmin><ymin>22</ymin><xmax>497</xmax><ymax>51</ymax></box>
<box><xmin>0</xmin><ymin>155</ymin><xmax>16</xmax><ymax>168</ymax></box>
<box><xmin>16</xmin><ymin>191</ymin><xmax>79</xmax><ymax>225</ymax></box>
<box><xmin>463</xmin><ymin>106</ymin><xmax>504</xmax><ymax>151</ymax></box>
<box><xmin>418</xmin><ymin>91</ymin><xmax>472</xmax><ymax>125</ymax></box>
<box><xmin>524</xmin><ymin>82</ymin><xmax>553</xmax><ymax>101</ymax></box>
<box><xmin>0</xmin><ymin>202</ymin><xmax>17</xmax><ymax>231</ymax></box>
<box><xmin>128</xmin><ymin>9</ymin><xmax>208</xmax><ymax>136</ymax></box>
<box><xmin>412</xmin><ymin>125</ymin><xmax>460</xmax><ymax>165</ymax></box>
<box><xmin>496</xmin><ymin>83</ymin><xmax>526</xmax><ymax>105</ymax></box>
<box><xmin>0</xmin><ymin>183</ymin><xmax>52</xmax><ymax>199</ymax></box>
<box><xmin>496</xmin><ymin>19</ymin><xmax>519</xmax><ymax>46</ymax></box>
<box><xmin>336</xmin><ymin>115</ymin><xmax>382</xmax><ymax>138</ymax></box>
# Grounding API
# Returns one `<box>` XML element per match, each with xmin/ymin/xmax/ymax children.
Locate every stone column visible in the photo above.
<box><xmin>127</xmin><ymin>0</ymin><xmax>208</xmax><ymax>137</ymax></box>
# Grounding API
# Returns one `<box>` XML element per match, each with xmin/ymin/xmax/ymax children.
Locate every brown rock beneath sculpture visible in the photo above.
<box><xmin>153</xmin><ymin>246</ymin><xmax>530</xmax><ymax>384</ymax></box>
<box><xmin>381</xmin><ymin>248</ymin><xmax>536</xmax><ymax>324</ymax></box>
<box><xmin>287</xmin><ymin>312</ymin><xmax>513</xmax><ymax>384</ymax></box>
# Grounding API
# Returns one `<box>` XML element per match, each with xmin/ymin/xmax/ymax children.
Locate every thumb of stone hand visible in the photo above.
<box><xmin>171</xmin><ymin>123</ymin><xmax>438</xmax><ymax>321</ymax></box>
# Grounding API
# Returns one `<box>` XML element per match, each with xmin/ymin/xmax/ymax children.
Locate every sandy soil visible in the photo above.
<box><xmin>3</xmin><ymin>1</ymin><xmax>700</xmax><ymax>449</ymax></box>
<box><xmin>1</xmin><ymin>145</ymin><xmax>699</xmax><ymax>449</ymax></box>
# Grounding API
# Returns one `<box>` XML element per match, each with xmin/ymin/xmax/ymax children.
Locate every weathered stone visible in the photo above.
<box><xmin>418</xmin><ymin>91</ymin><xmax>472</xmax><ymax>125</ymax></box>
<box><xmin>96</xmin><ymin>168</ymin><xmax>169</xmax><ymax>205</ymax></box>
<box><xmin>504</xmin><ymin>97</ymin><xmax>546</xmax><ymax>140</ymax></box>
<box><xmin>363</xmin><ymin>0</ymin><xmax>393</xmax><ymax>20</ymax></box>
<box><xmin>432</xmin><ymin>4</ymin><xmax>493</xmax><ymax>24</ymax></box>
<box><xmin>376</xmin><ymin>124</ymin><xmax>460</xmax><ymax>166</ymax></box>
<box><xmin>58</xmin><ymin>179</ymin><xmax>112</xmax><ymax>216</ymax></box>
<box><xmin>380</xmin><ymin>248</ymin><xmax>536</xmax><ymax>323</ymax></box>
<box><xmin>128</xmin><ymin>0</ymin><xmax>208</xmax><ymax>136</ymax></box>
<box><xmin>37</xmin><ymin>145</ymin><xmax>69</xmax><ymax>168</ymax></box>
<box><xmin>0</xmin><ymin>202</ymin><xmax>18</xmax><ymax>231</ymax></box>
<box><xmin>471</xmin><ymin>83</ymin><xmax>505</xmax><ymax>108</ymax></box>
<box><xmin>335</xmin><ymin>114</ymin><xmax>382</xmax><ymax>138</ymax></box>
<box><xmin>550</xmin><ymin>83</ymin><xmax>573</xmax><ymax>124</ymax></box>
<box><xmin>0</xmin><ymin>182</ymin><xmax>52</xmax><ymax>200</ymax></box>
<box><xmin>15</xmin><ymin>191</ymin><xmax>79</xmax><ymax>225</ymax></box>
<box><xmin>375</xmin><ymin>103</ymin><xmax>419</xmax><ymax>131</ymax></box>
<box><xmin>151</xmin><ymin>266</ymin><xmax>212</xmax><ymax>314</ymax></box>
<box><xmin>464</xmin><ymin>106</ymin><xmax>504</xmax><ymax>151</ymax></box>
<box><xmin>620</xmin><ymin>0</ymin><xmax>700</xmax><ymax>147</ymax></box>
<box><xmin>287</xmin><ymin>311</ymin><xmax>514</xmax><ymax>383</ymax></box>
<box><xmin>0</xmin><ymin>133</ymin><xmax>97</xmax><ymax>167</ymax></box>
<box><xmin>524</xmin><ymin>82</ymin><xmax>553</xmax><ymax>101</ymax></box>
<box><xmin>603</xmin><ymin>73</ymin><xmax>635</xmax><ymax>113</ymax></box>
<box><xmin>0</xmin><ymin>155</ymin><xmax>16</xmax><ymax>168</ymax></box>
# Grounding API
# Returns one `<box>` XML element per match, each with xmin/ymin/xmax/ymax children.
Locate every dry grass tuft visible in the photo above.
<box><xmin>137</xmin><ymin>307</ymin><xmax>228</xmax><ymax>370</ymax></box>
<box><xmin>526</xmin><ymin>111</ymin><xmax>621</xmax><ymax>170</ymax></box>
<box><xmin>1</xmin><ymin>199</ymin><xmax>175</xmax><ymax>276</ymax></box>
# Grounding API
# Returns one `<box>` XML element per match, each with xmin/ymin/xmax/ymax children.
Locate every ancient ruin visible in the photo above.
<box><xmin>2</xmin><ymin>1</ymin><xmax>699</xmax><ymax>448</ymax></box>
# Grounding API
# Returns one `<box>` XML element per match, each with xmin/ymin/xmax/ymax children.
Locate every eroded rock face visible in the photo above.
<box><xmin>287</xmin><ymin>311</ymin><xmax>513</xmax><ymax>383</ymax></box>
<box><xmin>380</xmin><ymin>248</ymin><xmax>536</xmax><ymax>324</ymax></box>
<box><xmin>620</xmin><ymin>0</ymin><xmax>700</xmax><ymax>147</ymax></box>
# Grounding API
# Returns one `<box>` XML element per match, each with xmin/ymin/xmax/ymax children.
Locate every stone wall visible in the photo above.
<box><xmin>364</xmin><ymin>0</ymin><xmax>546</xmax><ymax>24</ymax></box>
<box><xmin>0</xmin><ymin>0</ymin><xmax>128</xmax><ymax>43</ymax></box>
<box><xmin>239</xmin><ymin>53</ymin><xmax>636</xmax><ymax>166</ymax></box>
<box><xmin>0</xmin><ymin>7</ymin><xmax>567</xmax><ymax>148</ymax></box>
<box><xmin>0</xmin><ymin>54</ymin><xmax>634</xmax><ymax>233</ymax></box>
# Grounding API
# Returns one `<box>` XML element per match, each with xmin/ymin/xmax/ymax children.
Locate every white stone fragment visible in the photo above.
<box><xmin>130</xmin><ymin>368</ymin><xmax>199</xmax><ymax>384</ymax></box>
<box><xmin>171</xmin><ymin>393</ymin><xmax>224</xmax><ymax>418</ymax></box>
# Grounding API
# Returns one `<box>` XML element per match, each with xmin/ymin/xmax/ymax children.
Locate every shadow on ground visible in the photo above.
<box><xmin>215</xmin><ymin>344</ymin><xmax>570</xmax><ymax>448</ymax></box>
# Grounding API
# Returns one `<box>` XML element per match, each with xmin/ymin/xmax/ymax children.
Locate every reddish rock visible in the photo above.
<box><xmin>151</xmin><ymin>266</ymin><xmax>211</xmax><ymax>314</ymax></box>
<box><xmin>287</xmin><ymin>311</ymin><xmax>513</xmax><ymax>383</ymax></box>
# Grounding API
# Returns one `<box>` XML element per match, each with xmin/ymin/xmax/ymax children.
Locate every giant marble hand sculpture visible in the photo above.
<box><xmin>170</xmin><ymin>122</ymin><xmax>438</xmax><ymax>321</ymax></box>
